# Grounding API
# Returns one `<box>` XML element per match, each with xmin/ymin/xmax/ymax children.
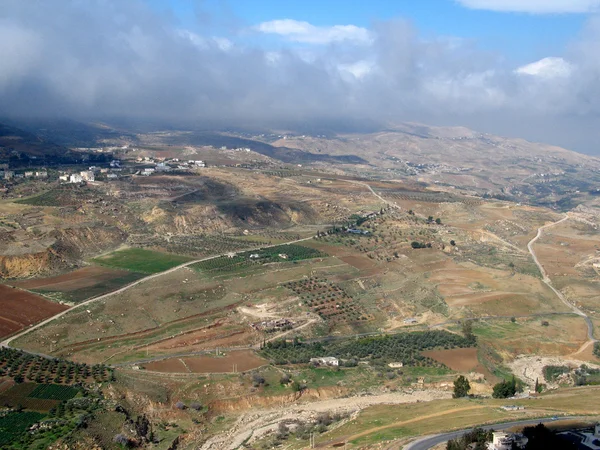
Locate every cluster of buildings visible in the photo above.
<box><xmin>134</xmin><ymin>157</ymin><xmax>206</xmax><ymax>176</ymax></box>
<box><xmin>0</xmin><ymin>164</ymin><xmax>48</xmax><ymax>180</ymax></box>
<box><xmin>59</xmin><ymin>161</ymin><xmax>122</xmax><ymax>183</ymax></box>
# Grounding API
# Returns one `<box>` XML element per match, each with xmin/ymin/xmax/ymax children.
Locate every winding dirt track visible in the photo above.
<box><xmin>526</xmin><ymin>215</ymin><xmax>596</xmax><ymax>343</ymax></box>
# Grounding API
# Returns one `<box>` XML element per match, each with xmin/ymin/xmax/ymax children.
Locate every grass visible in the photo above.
<box><xmin>28</xmin><ymin>384</ymin><xmax>79</xmax><ymax>401</ymax></box>
<box><xmin>0</xmin><ymin>411</ymin><xmax>46</xmax><ymax>447</ymax></box>
<box><xmin>315</xmin><ymin>386</ymin><xmax>600</xmax><ymax>448</ymax></box>
<box><xmin>92</xmin><ymin>248</ymin><xmax>192</xmax><ymax>274</ymax></box>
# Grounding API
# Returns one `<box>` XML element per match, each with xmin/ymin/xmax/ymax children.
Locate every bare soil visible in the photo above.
<box><xmin>13</xmin><ymin>266</ymin><xmax>131</xmax><ymax>291</ymax></box>
<box><xmin>422</xmin><ymin>348</ymin><xmax>479</xmax><ymax>372</ymax></box>
<box><xmin>0</xmin><ymin>284</ymin><xmax>68</xmax><ymax>338</ymax></box>
<box><xmin>143</xmin><ymin>350</ymin><xmax>267</xmax><ymax>374</ymax></box>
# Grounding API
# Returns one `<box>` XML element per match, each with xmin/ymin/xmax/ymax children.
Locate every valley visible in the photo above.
<box><xmin>0</xmin><ymin>122</ymin><xmax>599</xmax><ymax>449</ymax></box>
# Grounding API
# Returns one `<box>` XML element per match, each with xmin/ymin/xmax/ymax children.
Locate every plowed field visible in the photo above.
<box><xmin>0</xmin><ymin>285</ymin><xmax>68</xmax><ymax>338</ymax></box>
<box><xmin>143</xmin><ymin>350</ymin><xmax>267</xmax><ymax>373</ymax></box>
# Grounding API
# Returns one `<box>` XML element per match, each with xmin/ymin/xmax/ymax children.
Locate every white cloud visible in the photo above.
<box><xmin>515</xmin><ymin>57</ymin><xmax>574</xmax><ymax>78</ymax></box>
<box><xmin>255</xmin><ymin>19</ymin><xmax>372</xmax><ymax>44</ymax></box>
<box><xmin>338</xmin><ymin>60</ymin><xmax>374</xmax><ymax>79</ymax></box>
<box><xmin>455</xmin><ymin>0</ymin><xmax>600</xmax><ymax>14</ymax></box>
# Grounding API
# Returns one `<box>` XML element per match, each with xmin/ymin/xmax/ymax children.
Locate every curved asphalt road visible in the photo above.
<box><xmin>403</xmin><ymin>417</ymin><xmax>575</xmax><ymax>450</ymax></box>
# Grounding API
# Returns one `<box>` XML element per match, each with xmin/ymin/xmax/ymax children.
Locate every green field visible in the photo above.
<box><xmin>92</xmin><ymin>248</ymin><xmax>193</xmax><ymax>274</ymax></box>
<box><xmin>0</xmin><ymin>411</ymin><xmax>46</xmax><ymax>447</ymax></box>
<box><xmin>29</xmin><ymin>384</ymin><xmax>79</xmax><ymax>401</ymax></box>
<box><xmin>192</xmin><ymin>243</ymin><xmax>326</xmax><ymax>274</ymax></box>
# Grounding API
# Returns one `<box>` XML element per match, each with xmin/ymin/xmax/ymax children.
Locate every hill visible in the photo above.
<box><xmin>266</xmin><ymin>123</ymin><xmax>600</xmax><ymax>210</ymax></box>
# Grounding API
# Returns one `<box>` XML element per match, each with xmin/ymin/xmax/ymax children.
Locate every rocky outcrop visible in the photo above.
<box><xmin>0</xmin><ymin>225</ymin><xmax>127</xmax><ymax>279</ymax></box>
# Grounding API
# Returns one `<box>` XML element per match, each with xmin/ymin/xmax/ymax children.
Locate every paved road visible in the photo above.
<box><xmin>0</xmin><ymin>237</ymin><xmax>314</xmax><ymax>348</ymax></box>
<box><xmin>526</xmin><ymin>215</ymin><xmax>596</xmax><ymax>342</ymax></box>
<box><xmin>403</xmin><ymin>417</ymin><xmax>576</xmax><ymax>450</ymax></box>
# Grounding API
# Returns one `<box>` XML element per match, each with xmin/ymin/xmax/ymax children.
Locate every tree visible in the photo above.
<box><xmin>436</xmin><ymin>218</ymin><xmax>442</xmax><ymax>225</ymax></box>
<box><xmin>450</xmin><ymin>240</ymin><xmax>456</xmax><ymax>246</ymax></box>
<box><xmin>461</xmin><ymin>320</ymin><xmax>475</xmax><ymax>342</ymax></box>
<box><xmin>492</xmin><ymin>377</ymin><xmax>517</xmax><ymax>399</ymax></box>
<box><xmin>453</xmin><ymin>375</ymin><xmax>471</xmax><ymax>398</ymax></box>
<box><xmin>427</xmin><ymin>216</ymin><xmax>434</xmax><ymax>223</ymax></box>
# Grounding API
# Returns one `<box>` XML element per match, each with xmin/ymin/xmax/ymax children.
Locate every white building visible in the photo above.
<box><xmin>310</xmin><ymin>357</ymin><xmax>339</xmax><ymax>366</ymax></box>
<box><xmin>59</xmin><ymin>174</ymin><xmax>69</xmax><ymax>182</ymax></box>
<box><xmin>35</xmin><ymin>171</ymin><xmax>48</xmax><ymax>178</ymax></box>
<box><xmin>488</xmin><ymin>432</ymin><xmax>527</xmax><ymax>450</ymax></box>
<box><xmin>24</xmin><ymin>171</ymin><xmax>33</xmax><ymax>178</ymax></box>
<box><xmin>80</xmin><ymin>170</ymin><xmax>95</xmax><ymax>182</ymax></box>
<box><xmin>70</xmin><ymin>174</ymin><xmax>83</xmax><ymax>183</ymax></box>
<box><xmin>4</xmin><ymin>171</ymin><xmax>14</xmax><ymax>180</ymax></box>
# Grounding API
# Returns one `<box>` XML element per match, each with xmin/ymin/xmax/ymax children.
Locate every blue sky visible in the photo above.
<box><xmin>149</xmin><ymin>0</ymin><xmax>587</xmax><ymax>63</ymax></box>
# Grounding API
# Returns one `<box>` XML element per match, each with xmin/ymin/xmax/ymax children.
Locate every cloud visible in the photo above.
<box><xmin>2</xmin><ymin>1</ymin><xmax>600</xmax><ymax>153</ymax></box>
<box><xmin>515</xmin><ymin>57</ymin><xmax>574</xmax><ymax>78</ymax></box>
<box><xmin>455</xmin><ymin>0</ymin><xmax>600</xmax><ymax>14</ymax></box>
<box><xmin>255</xmin><ymin>19</ymin><xmax>372</xmax><ymax>44</ymax></box>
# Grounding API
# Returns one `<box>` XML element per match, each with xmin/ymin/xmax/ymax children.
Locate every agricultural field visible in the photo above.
<box><xmin>28</xmin><ymin>384</ymin><xmax>79</xmax><ymax>401</ymax></box>
<box><xmin>0</xmin><ymin>411</ymin><xmax>46</xmax><ymax>448</ymax></box>
<box><xmin>127</xmin><ymin>233</ymin><xmax>272</xmax><ymax>257</ymax></box>
<box><xmin>191</xmin><ymin>243</ymin><xmax>326</xmax><ymax>275</ymax></box>
<box><xmin>92</xmin><ymin>247</ymin><xmax>193</xmax><ymax>273</ymax></box>
<box><xmin>0</xmin><ymin>348</ymin><xmax>114</xmax><ymax>384</ymax></box>
<box><xmin>260</xmin><ymin>330</ymin><xmax>475</xmax><ymax>367</ymax></box>
<box><xmin>12</xmin><ymin>266</ymin><xmax>145</xmax><ymax>303</ymax></box>
<box><xmin>142</xmin><ymin>350</ymin><xmax>267</xmax><ymax>374</ymax></box>
<box><xmin>0</xmin><ymin>285</ymin><xmax>68</xmax><ymax>339</ymax></box>
<box><xmin>284</xmin><ymin>276</ymin><xmax>371</xmax><ymax>325</ymax></box>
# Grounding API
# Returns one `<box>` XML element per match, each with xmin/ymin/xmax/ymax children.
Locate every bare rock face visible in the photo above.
<box><xmin>0</xmin><ymin>225</ymin><xmax>127</xmax><ymax>279</ymax></box>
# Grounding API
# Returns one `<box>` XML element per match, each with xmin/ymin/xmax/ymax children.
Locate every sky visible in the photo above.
<box><xmin>2</xmin><ymin>0</ymin><xmax>600</xmax><ymax>154</ymax></box>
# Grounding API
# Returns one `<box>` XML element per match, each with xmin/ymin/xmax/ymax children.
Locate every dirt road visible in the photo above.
<box><xmin>0</xmin><ymin>237</ymin><xmax>314</xmax><ymax>348</ymax></box>
<box><xmin>526</xmin><ymin>215</ymin><xmax>596</xmax><ymax>342</ymax></box>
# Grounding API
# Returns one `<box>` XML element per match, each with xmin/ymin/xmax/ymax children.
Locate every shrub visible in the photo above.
<box><xmin>174</xmin><ymin>401</ymin><xmax>186</xmax><ymax>410</ymax></box>
<box><xmin>189</xmin><ymin>402</ymin><xmax>202</xmax><ymax>411</ymax></box>
<box><xmin>453</xmin><ymin>375</ymin><xmax>471</xmax><ymax>398</ymax></box>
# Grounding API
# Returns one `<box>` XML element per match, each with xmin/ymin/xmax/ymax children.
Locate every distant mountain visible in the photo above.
<box><xmin>269</xmin><ymin>122</ymin><xmax>600</xmax><ymax>210</ymax></box>
<box><xmin>1</xmin><ymin>118</ymin><xmax>138</xmax><ymax>148</ymax></box>
<box><xmin>0</xmin><ymin>122</ymin><xmax>112</xmax><ymax>168</ymax></box>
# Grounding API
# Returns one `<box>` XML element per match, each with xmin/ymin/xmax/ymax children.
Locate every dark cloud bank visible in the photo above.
<box><xmin>2</xmin><ymin>0</ymin><xmax>600</xmax><ymax>154</ymax></box>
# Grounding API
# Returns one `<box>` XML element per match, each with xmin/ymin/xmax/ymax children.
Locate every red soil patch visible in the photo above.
<box><xmin>339</xmin><ymin>255</ymin><xmax>376</xmax><ymax>270</ymax></box>
<box><xmin>423</xmin><ymin>347</ymin><xmax>479</xmax><ymax>372</ymax></box>
<box><xmin>143</xmin><ymin>350</ymin><xmax>267</xmax><ymax>374</ymax></box>
<box><xmin>423</xmin><ymin>347</ymin><xmax>498</xmax><ymax>382</ymax></box>
<box><xmin>13</xmin><ymin>266</ymin><xmax>130</xmax><ymax>291</ymax></box>
<box><xmin>0</xmin><ymin>285</ymin><xmax>68</xmax><ymax>338</ymax></box>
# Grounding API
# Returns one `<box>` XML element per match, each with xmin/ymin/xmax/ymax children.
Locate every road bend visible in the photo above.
<box><xmin>527</xmin><ymin>215</ymin><xmax>596</xmax><ymax>342</ymax></box>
